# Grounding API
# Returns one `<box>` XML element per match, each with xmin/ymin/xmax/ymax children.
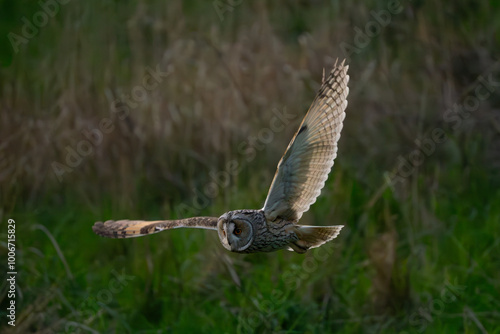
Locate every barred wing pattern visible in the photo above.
<box><xmin>263</xmin><ymin>60</ymin><xmax>349</xmax><ymax>222</ymax></box>
<box><xmin>92</xmin><ymin>217</ymin><xmax>218</xmax><ymax>239</ymax></box>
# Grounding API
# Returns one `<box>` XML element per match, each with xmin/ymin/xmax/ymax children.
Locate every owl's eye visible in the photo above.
<box><xmin>234</xmin><ymin>227</ymin><xmax>242</xmax><ymax>235</ymax></box>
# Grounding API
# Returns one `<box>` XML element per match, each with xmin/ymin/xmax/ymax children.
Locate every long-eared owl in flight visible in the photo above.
<box><xmin>93</xmin><ymin>60</ymin><xmax>349</xmax><ymax>254</ymax></box>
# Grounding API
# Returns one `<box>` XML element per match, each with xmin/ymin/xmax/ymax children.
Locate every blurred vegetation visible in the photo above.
<box><xmin>1</xmin><ymin>0</ymin><xmax>499</xmax><ymax>333</ymax></box>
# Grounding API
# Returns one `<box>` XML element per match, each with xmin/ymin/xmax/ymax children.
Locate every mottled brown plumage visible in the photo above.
<box><xmin>92</xmin><ymin>217</ymin><xmax>218</xmax><ymax>238</ymax></box>
<box><xmin>263</xmin><ymin>62</ymin><xmax>349</xmax><ymax>221</ymax></box>
<box><xmin>92</xmin><ymin>59</ymin><xmax>349</xmax><ymax>254</ymax></box>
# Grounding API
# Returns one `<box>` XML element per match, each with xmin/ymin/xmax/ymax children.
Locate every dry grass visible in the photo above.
<box><xmin>1</xmin><ymin>1</ymin><xmax>498</xmax><ymax>209</ymax></box>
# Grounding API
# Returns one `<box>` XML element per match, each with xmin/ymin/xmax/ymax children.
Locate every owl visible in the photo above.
<box><xmin>93</xmin><ymin>60</ymin><xmax>349</xmax><ymax>254</ymax></box>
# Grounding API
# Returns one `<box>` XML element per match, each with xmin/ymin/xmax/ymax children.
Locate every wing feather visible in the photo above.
<box><xmin>92</xmin><ymin>217</ymin><xmax>218</xmax><ymax>239</ymax></box>
<box><xmin>263</xmin><ymin>60</ymin><xmax>349</xmax><ymax>221</ymax></box>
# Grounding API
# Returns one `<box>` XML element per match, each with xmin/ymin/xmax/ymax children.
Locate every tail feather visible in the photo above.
<box><xmin>290</xmin><ymin>225</ymin><xmax>343</xmax><ymax>253</ymax></box>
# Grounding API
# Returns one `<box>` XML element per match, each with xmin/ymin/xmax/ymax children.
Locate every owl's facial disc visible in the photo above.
<box><xmin>217</xmin><ymin>213</ymin><xmax>254</xmax><ymax>252</ymax></box>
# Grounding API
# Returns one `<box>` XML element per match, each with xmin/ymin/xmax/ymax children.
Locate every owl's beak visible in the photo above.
<box><xmin>224</xmin><ymin>224</ymin><xmax>239</xmax><ymax>251</ymax></box>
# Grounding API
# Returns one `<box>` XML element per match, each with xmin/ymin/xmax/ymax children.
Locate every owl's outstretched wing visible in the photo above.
<box><xmin>262</xmin><ymin>60</ymin><xmax>349</xmax><ymax>222</ymax></box>
<box><xmin>92</xmin><ymin>217</ymin><xmax>218</xmax><ymax>239</ymax></box>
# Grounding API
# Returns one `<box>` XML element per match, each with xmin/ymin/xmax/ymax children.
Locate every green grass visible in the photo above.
<box><xmin>3</xmin><ymin>164</ymin><xmax>500</xmax><ymax>333</ymax></box>
<box><xmin>1</xmin><ymin>0</ymin><xmax>500</xmax><ymax>332</ymax></box>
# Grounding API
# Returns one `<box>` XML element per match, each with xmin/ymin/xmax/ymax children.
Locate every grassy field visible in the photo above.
<box><xmin>1</xmin><ymin>0</ymin><xmax>500</xmax><ymax>333</ymax></box>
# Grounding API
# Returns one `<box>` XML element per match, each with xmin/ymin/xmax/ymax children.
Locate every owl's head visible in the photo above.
<box><xmin>217</xmin><ymin>211</ymin><xmax>255</xmax><ymax>252</ymax></box>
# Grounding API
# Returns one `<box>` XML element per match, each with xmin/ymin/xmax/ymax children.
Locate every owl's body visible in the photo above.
<box><xmin>93</xmin><ymin>60</ymin><xmax>350</xmax><ymax>254</ymax></box>
<box><xmin>219</xmin><ymin>210</ymin><xmax>298</xmax><ymax>253</ymax></box>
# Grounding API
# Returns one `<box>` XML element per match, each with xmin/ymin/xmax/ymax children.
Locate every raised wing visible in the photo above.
<box><xmin>262</xmin><ymin>60</ymin><xmax>349</xmax><ymax>222</ymax></box>
<box><xmin>92</xmin><ymin>217</ymin><xmax>218</xmax><ymax>239</ymax></box>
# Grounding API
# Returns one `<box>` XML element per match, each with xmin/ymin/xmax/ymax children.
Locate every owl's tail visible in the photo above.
<box><xmin>290</xmin><ymin>225</ymin><xmax>344</xmax><ymax>254</ymax></box>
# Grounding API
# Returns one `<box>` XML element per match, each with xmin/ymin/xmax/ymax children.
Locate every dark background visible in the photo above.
<box><xmin>1</xmin><ymin>0</ymin><xmax>499</xmax><ymax>332</ymax></box>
